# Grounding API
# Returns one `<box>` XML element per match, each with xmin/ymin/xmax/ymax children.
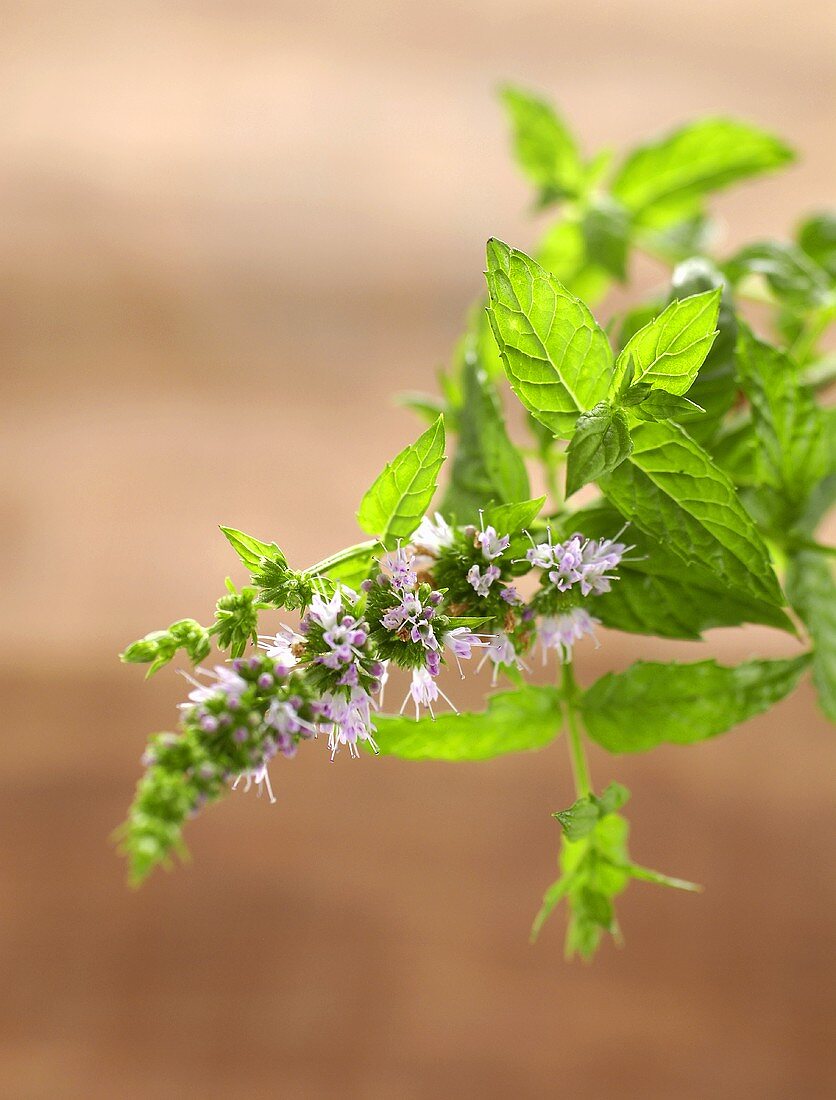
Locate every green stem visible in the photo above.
<box><xmin>561</xmin><ymin>662</ymin><xmax>591</xmax><ymax>797</ymax></box>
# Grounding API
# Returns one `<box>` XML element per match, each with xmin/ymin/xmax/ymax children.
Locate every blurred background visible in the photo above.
<box><xmin>1</xmin><ymin>1</ymin><xmax>834</xmax><ymax>1096</ymax></box>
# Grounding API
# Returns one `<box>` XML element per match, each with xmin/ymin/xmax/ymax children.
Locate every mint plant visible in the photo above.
<box><xmin>119</xmin><ymin>88</ymin><xmax>834</xmax><ymax>960</ymax></box>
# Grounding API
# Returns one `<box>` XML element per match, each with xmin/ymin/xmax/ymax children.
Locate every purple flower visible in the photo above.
<box><xmin>477</xmin><ymin>632</ymin><xmax>527</xmax><ymax>685</ymax></box>
<box><xmin>538</xmin><ymin>608</ymin><xmax>599</xmax><ymax>663</ymax></box>
<box><xmin>382</xmin><ymin>547</ymin><xmax>418</xmax><ymax>593</ymax></box>
<box><xmin>547</xmin><ymin>535</ymin><xmax>585</xmax><ymax>591</ymax></box>
<box><xmin>501</xmin><ymin>586</ymin><xmax>522</xmax><ymax>605</ymax></box>
<box><xmin>443</xmin><ymin>626</ymin><xmax>484</xmax><ymax>677</ymax></box>
<box><xmin>577</xmin><ymin>536</ymin><xmax>629</xmax><ymax>596</ymax></box>
<box><xmin>321</xmin><ymin>689</ymin><xmax>379</xmax><ymax>760</ymax></box>
<box><xmin>467</xmin><ymin>563</ymin><xmax>500</xmax><ymax>597</ymax></box>
<box><xmin>477</xmin><ymin>525</ymin><xmax>510</xmax><ymax>561</ymax></box>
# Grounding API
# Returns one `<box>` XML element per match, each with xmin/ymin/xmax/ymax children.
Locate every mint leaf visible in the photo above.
<box><xmin>220</xmin><ymin>526</ymin><xmax>285</xmax><ymax>572</ymax></box>
<box><xmin>537</xmin><ymin>218</ymin><xmax>611</xmax><ymax>305</ymax></box>
<box><xmin>554</xmin><ymin>782</ymin><xmax>630</xmax><ymax>841</ymax></box>
<box><xmin>565</xmin><ymin>403</ymin><xmax>632</xmax><ymax>497</ymax></box>
<box><xmin>798</xmin><ymin>211</ymin><xmax>836</xmax><ymax>280</ymax></box>
<box><xmin>480</xmin><ymin>496</ymin><xmax>546</xmax><ymax>533</ymax></box>
<box><xmin>500</xmin><ymin>85</ymin><xmax>584</xmax><ymax>203</ymax></box>
<box><xmin>372</xmin><ymin>686</ymin><xmax>561</xmax><ymax>760</ymax></box>
<box><xmin>725</xmin><ymin>241</ymin><xmax>832</xmax><ymax>311</ymax></box>
<box><xmin>581</xmin><ymin>197</ymin><xmax>631</xmax><ymax>280</ymax></box>
<box><xmin>737</xmin><ymin>330</ymin><xmax>826</xmax><ymax>528</ymax></box>
<box><xmin>599</xmin><ymin>418</ymin><xmax>783</xmax><ymax>606</ymax></box>
<box><xmin>442</xmin><ymin>352</ymin><xmax>530</xmax><ymax>523</ymax></box>
<box><xmin>786</xmin><ymin>550</ymin><xmax>836</xmax><ymax>721</ymax></box>
<box><xmin>485</xmin><ymin>239</ymin><xmax>613</xmax><ymax>439</ymax></box>
<box><xmin>611</xmin><ymin>289</ymin><xmax>721</xmax><ymax>396</ymax></box>
<box><xmin>357</xmin><ymin>417</ymin><xmax>446</xmax><ymax>547</ymax></box>
<box><xmin>611</xmin><ymin>118</ymin><xmax>793</xmax><ymax>222</ymax></box>
<box><xmin>632</xmin><ymin>390</ymin><xmax>705</xmax><ymax>422</ymax></box>
<box><xmin>669</xmin><ymin>258</ymin><xmax>738</xmax><ymax>444</ymax></box>
<box><xmin>581</xmin><ymin>655</ymin><xmax>811</xmax><ymax>752</ymax></box>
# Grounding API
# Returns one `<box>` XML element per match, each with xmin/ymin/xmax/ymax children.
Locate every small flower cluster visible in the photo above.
<box><xmin>120</xmin><ymin>511</ymin><xmax>627</xmax><ymax>884</ymax></box>
<box><xmin>120</xmin><ymin>652</ymin><xmax>318</xmax><ymax>882</ymax></box>
<box><xmin>364</xmin><ymin>544</ymin><xmax>484</xmax><ymax>718</ymax></box>
<box><xmin>424</xmin><ymin>513</ymin><xmax>530</xmax><ymax>682</ymax></box>
<box><xmin>525</xmin><ymin>528</ymin><xmax>630</xmax><ymax>663</ymax></box>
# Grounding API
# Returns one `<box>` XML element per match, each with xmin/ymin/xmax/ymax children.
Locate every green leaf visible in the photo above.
<box><xmin>611</xmin><ymin>289</ymin><xmax>721</xmax><ymax>396</ymax></box>
<box><xmin>558</xmin><ymin>502</ymin><xmax>794</xmax><ymax>638</ymax></box>
<box><xmin>786</xmin><ymin>550</ymin><xmax>836</xmax><ymax>721</ymax></box>
<box><xmin>372</xmin><ymin>686</ymin><xmax>561</xmax><ymax>761</ymax></box>
<box><xmin>736</xmin><ymin>330</ymin><xmax>826</xmax><ymax>528</ymax></box>
<box><xmin>357</xmin><ymin>417</ymin><xmax>446</xmax><ymax>547</ymax></box>
<box><xmin>480</xmin><ymin>496</ymin><xmax>546</xmax><ymax>534</ymax></box>
<box><xmin>441</xmin><ymin>352</ymin><xmax>530</xmax><ymax>523</ymax></box>
<box><xmin>581</xmin><ymin>655</ymin><xmax>811</xmax><ymax>753</ymax></box>
<box><xmin>565</xmin><ymin>403</ymin><xmax>632</xmax><ymax>497</ymax></box>
<box><xmin>611</xmin><ymin>118</ymin><xmax>793</xmax><ymax>222</ymax></box>
<box><xmin>554</xmin><ymin>782</ymin><xmax>630</xmax><ymax>841</ymax></box>
<box><xmin>668</xmin><ymin>258</ymin><xmax>738</xmax><ymax>444</ymax></box>
<box><xmin>798</xmin><ymin>211</ymin><xmax>836</xmax><ymax>281</ymax></box>
<box><xmin>599</xmin><ymin>418</ymin><xmax>783</xmax><ymax>606</ymax></box>
<box><xmin>724</xmin><ymin>241</ymin><xmax>832</xmax><ymax>311</ymax></box>
<box><xmin>485</xmin><ymin>239</ymin><xmax>613</xmax><ymax>439</ymax></box>
<box><xmin>580</xmin><ymin>197</ymin><xmax>631</xmax><ymax>281</ymax></box>
<box><xmin>537</xmin><ymin>217</ymin><xmax>611</xmax><ymax>305</ymax></box>
<box><xmin>500</xmin><ymin>85</ymin><xmax>585</xmax><ymax>203</ymax></box>
<box><xmin>632</xmin><ymin>390</ymin><xmax>705</xmax><ymax>422</ymax></box>
<box><xmin>220</xmin><ymin>526</ymin><xmax>286</xmax><ymax>572</ymax></box>
<box><xmin>306</xmin><ymin>542</ymin><xmax>377</xmax><ymax>590</ymax></box>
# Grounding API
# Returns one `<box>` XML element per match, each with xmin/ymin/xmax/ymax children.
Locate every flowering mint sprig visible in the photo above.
<box><xmin>119</xmin><ymin>92</ymin><xmax>831</xmax><ymax>964</ymax></box>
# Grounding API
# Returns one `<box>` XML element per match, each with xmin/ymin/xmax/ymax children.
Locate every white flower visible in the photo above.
<box><xmin>258</xmin><ymin>626</ymin><xmax>302</xmax><ymax>667</ymax></box>
<box><xmin>308</xmin><ymin>589</ymin><xmax>343</xmax><ymax>630</ymax></box>
<box><xmin>399</xmin><ymin>667</ymin><xmax>457</xmax><ymax>720</ymax></box>
<box><xmin>412</xmin><ymin>512</ymin><xmax>455</xmax><ymax>556</ymax></box>
<box><xmin>232</xmin><ymin>762</ymin><xmax>276</xmax><ymax>803</ymax></box>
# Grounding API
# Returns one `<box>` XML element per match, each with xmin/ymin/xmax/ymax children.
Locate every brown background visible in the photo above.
<box><xmin>1</xmin><ymin>2</ymin><xmax>835</xmax><ymax>1097</ymax></box>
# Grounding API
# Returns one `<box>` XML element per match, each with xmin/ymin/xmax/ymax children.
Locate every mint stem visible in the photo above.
<box><xmin>561</xmin><ymin>661</ymin><xmax>591</xmax><ymax>797</ymax></box>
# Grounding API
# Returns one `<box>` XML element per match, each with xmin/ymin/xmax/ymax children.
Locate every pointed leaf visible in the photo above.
<box><xmin>442</xmin><ymin>353</ymin><xmax>530</xmax><ymax>523</ymax></box>
<box><xmin>500</xmin><ymin>85</ymin><xmax>585</xmax><ymax>202</ymax></box>
<box><xmin>611</xmin><ymin>289</ymin><xmax>721</xmax><ymax>396</ymax></box>
<box><xmin>581</xmin><ymin>655</ymin><xmax>811</xmax><ymax>753</ymax></box>
<box><xmin>786</xmin><ymin>550</ymin><xmax>836</xmax><ymax>721</ymax></box>
<box><xmin>565</xmin><ymin>403</ymin><xmax>632</xmax><ymax>497</ymax></box>
<box><xmin>357</xmin><ymin>418</ymin><xmax>446</xmax><ymax>547</ymax></box>
<box><xmin>599</xmin><ymin>418</ymin><xmax>783</xmax><ymax>606</ymax></box>
<box><xmin>611</xmin><ymin>118</ymin><xmax>794</xmax><ymax>221</ymax></box>
<box><xmin>485</xmin><ymin>240</ymin><xmax>613</xmax><ymax>439</ymax></box>
<box><xmin>372</xmin><ymin>686</ymin><xmax>561</xmax><ymax>761</ymax></box>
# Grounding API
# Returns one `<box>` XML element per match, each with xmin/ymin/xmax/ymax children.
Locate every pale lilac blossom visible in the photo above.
<box><xmin>538</xmin><ymin>608</ymin><xmax>599</xmax><ymax>664</ymax></box>
<box><xmin>467</xmin><ymin>563</ymin><xmax>501</xmax><ymax>597</ymax></box>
